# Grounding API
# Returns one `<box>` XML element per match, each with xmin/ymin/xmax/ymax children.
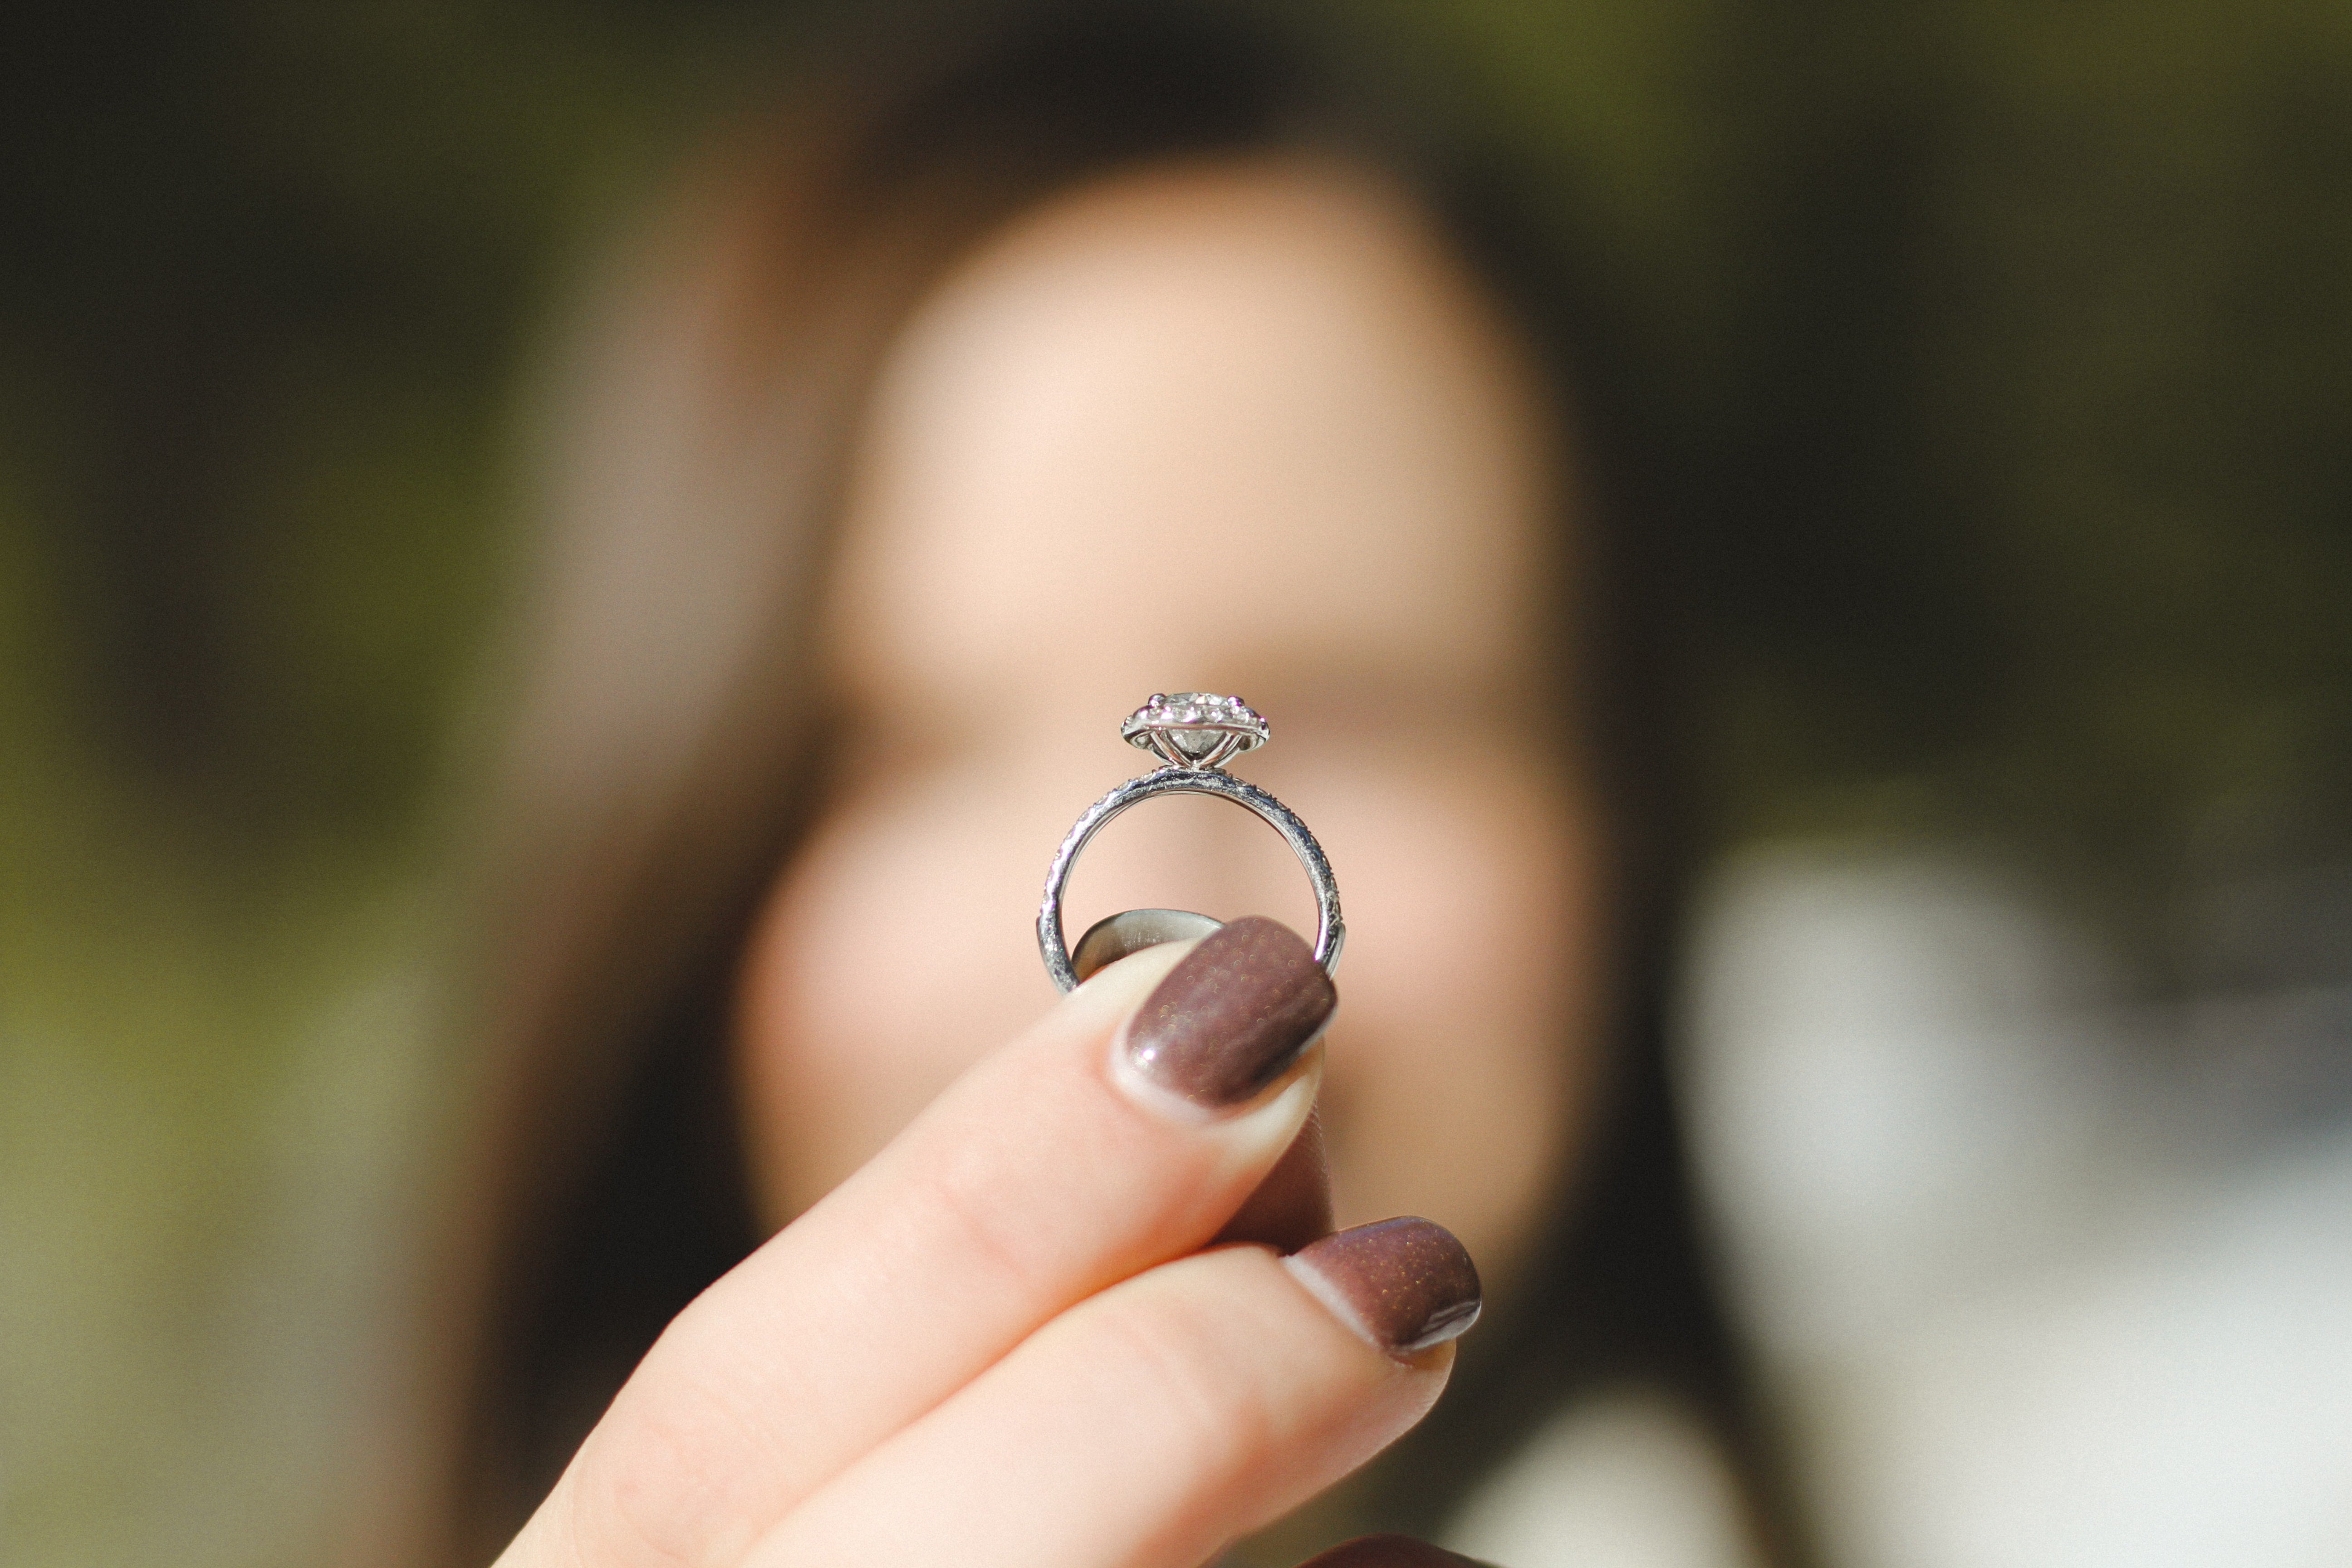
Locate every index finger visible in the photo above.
<box><xmin>516</xmin><ymin>916</ymin><xmax>1334</xmax><ymax>1568</ymax></box>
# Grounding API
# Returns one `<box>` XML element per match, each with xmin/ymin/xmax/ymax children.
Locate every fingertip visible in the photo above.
<box><xmin>1284</xmin><ymin>1217</ymin><xmax>1482</xmax><ymax>1359</ymax></box>
<box><xmin>1120</xmin><ymin>915</ymin><xmax>1336</xmax><ymax>1111</ymax></box>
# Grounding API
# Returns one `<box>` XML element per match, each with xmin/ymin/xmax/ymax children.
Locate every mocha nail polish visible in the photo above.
<box><xmin>1285</xmin><ymin>1216</ymin><xmax>1482</xmax><ymax>1357</ymax></box>
<box><xmin>1299</xmin><ymin>1536</ymin><xmax>1496</xmax><ymax>1568</ymax></box>
<box><xmin>1122</xmin><ymin>916</ymin><xmax>1335</xmax><ymax>1110</ymax></box>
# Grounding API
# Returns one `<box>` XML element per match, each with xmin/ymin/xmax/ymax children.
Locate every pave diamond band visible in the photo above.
<box><xmin>1039</xmin><ymin>696</ymin><xmax>1343</xmax><ymax>994</ymax></box>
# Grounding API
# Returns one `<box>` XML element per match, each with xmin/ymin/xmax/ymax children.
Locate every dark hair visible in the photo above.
<box><xmin>380</xmin><ymin>5</ymin><xmax>1809</xmax><ymax>1563</ymax></box>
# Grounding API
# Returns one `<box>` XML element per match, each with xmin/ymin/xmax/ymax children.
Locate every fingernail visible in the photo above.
<box><xmin>1285</xmin><ymin>1217</ymin><xmax>1482</xmax><ymax>1357</ymax></box>
<box><xmin>1300</xmin><ymin>1536</ymin><xmax>1495</xmax><ymax>1568</ymax></box>
<box><xmin>1121</xmin><ymin>915</ymin><xmax>1335</xmax><ymax>1111</ymax></box>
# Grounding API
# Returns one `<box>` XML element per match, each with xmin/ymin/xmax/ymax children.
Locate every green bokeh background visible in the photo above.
<box><xmin>4</xmin><ymin>2</ymin><xmax>2349</xmax><ymax>1562</ymax></box>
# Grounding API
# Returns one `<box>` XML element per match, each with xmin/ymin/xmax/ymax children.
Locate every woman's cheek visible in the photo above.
<box><xmin>734</xmin><ymin>759</ymin><xmax>1073</xmax><ymax>1223</ymax></box>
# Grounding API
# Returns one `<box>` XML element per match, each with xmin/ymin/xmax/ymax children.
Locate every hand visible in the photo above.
<box><xmin>492</xmin><ymin>918</ymin><xmax>1483</xmax><ymax>1568</ymax></box>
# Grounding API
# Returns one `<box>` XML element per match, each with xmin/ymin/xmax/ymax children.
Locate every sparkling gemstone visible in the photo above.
<box><xmin>1120</xmin><ymin>691</ymin><xmax>1269</xmax><ymax>768</ymax></box>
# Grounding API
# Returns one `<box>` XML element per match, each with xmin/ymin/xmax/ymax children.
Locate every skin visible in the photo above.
<box><xmin>500</xmin><ymin>156</ymin><xmax>1596</xmax><ymax>1566</ymax></box>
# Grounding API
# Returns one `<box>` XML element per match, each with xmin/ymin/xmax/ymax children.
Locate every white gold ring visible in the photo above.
<box><xmin>1038</xmin><ymin>693</ymin><xmax>1345</xmax><ymax>993</ymax></box>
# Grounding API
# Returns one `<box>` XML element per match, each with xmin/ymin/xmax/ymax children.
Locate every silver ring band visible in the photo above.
<box><xmin>1037</xmin><ymin>765</ymin><xmax>1345</xmax><ymax>993</ymax></box>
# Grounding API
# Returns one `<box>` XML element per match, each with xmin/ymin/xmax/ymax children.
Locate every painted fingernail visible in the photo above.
<box><xmin>1300</xmin><ymin>1536</ymin><xmax>1495</xmax><ymax>1568</ymax></box>
<box><xmin>1121</xmin><ymin>916</ymin><xmax>1334</xmax><ymax>1110</ymax></box>
<box><xmin>1285</xmin><ymin>1216</ymin><xmax>1482</xmax><ymax>1357</ymax></box>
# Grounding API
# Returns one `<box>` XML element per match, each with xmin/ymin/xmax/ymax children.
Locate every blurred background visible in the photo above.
<box><xmin>3</xmin><ymin>2</ymin><xmax>2348</xmax><ymax>1564</ymax></box>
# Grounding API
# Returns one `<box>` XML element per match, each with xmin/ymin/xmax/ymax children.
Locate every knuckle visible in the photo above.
<box><xmin>1088</xmin><ymin>1283</ymin><xmax>1287</xmax><ymax>1477</ymax></box>
<box><xmin>905</xmin><ymin>1150</ymin><xmax>1063</xmax><ymax>1304</ymax></box>
<box><xmin>574</xmin><ymin>1368</ymin><xmax>776</xmax><ymax>1568</ymax></box>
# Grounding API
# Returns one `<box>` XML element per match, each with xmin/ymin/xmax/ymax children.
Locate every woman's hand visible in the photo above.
<box><xmin>493</xmin><ymin>918</ymin><xmax>1483</xmax><ymax>1568</ymax></box>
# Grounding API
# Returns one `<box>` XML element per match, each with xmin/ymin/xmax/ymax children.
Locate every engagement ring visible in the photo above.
<box><xmin>1038</xmin><ymin>693</ymin><xmax>1344</xmax><ymax>992</ymax></box>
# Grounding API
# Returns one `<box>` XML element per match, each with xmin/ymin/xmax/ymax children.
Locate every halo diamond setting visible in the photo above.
<box><xmin>1120</xmin><ymin>691</ymin><xmax>1268</xmax><ymax>770</ymax></box>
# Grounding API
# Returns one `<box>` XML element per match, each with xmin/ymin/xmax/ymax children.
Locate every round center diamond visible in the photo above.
<box><xmin>1121</xmin><ymin>692</ymin><xmax>1269</xmax><ymax>769</ymax></box>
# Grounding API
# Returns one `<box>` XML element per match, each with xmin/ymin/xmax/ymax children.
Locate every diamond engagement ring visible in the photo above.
<box><xmin>1038</xmin><ymin>693</ymin><xmax>1344</xmax><ymax>993</ymax></box>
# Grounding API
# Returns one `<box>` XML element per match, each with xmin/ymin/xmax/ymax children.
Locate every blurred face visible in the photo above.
<box><xmin>733</xmin><ymin>155</ymin><xmax>1600</xmax><ymax>1295</ymax></box>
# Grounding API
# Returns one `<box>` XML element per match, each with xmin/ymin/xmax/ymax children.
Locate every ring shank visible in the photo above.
<box><xmin>1038</xmin><ymin>768</ymin><xmax>1345</xmax><ymax>993</ymax></box>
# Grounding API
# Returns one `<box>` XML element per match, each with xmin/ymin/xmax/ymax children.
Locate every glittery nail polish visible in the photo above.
<box><xmin>1121</xmin><ymin>916</ymin><xmax>1335</xmax><ymax>1110</ymax></box>
<box><xmin>1285</xmin><ymin>1216</ymin><xmax>1482</xmax><ymax>1357</ymax></box>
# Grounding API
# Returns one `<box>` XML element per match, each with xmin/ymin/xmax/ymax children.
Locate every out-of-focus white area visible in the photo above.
<box><xmin>1445</xmin><ymin>1388</ymin><xmax>1757</xmax><ymax>1568</ymax></box>
<box><xmin>1682</xmin><ymin>846</ymin><xmax>2352</xmax><ymax>1568</ymax></box>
